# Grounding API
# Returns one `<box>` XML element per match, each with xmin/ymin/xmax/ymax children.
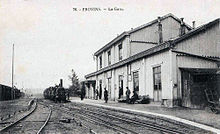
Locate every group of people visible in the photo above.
<box><xmin>95</xmin><ymin>89</ymin><xmax>101</xmax><ymax>100</ymax></box>
<box><xmin>125</xmin><ymin>87</ymin><xmax>139</xmax><ymax>104</ymax></box>
<box><xmin>95</xmin><ymin>88</ymin><xmax>108</xmax><ymax>103</ymax></box>
<box><xmin>104</xmin><ymin>87</ymin><xmax>138</xmax><ymax>104</ymax></box>
<box><xmin>83</xmin><ymin>87</ymin><xmax>138</xmax><ymax>104</ymax></box>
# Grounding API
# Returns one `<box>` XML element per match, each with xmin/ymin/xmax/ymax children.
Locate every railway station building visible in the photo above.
<box><xmin>84</xmin><ymin>13</ymin><xmax>220</xmax><ymax>108</ymax></box>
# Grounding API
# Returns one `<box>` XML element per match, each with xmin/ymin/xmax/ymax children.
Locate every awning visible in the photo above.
<box><xmin>180</xmin><ymin>68</ymin><xmax>220</xmax><ymax>75</ymax></box>
<box><xmin>83</xmin><ymin>80</ymin><xmax>96</xmax><ymax>84</ymax></box>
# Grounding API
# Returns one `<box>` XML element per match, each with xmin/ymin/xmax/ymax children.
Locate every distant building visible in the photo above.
<box><xmin>85</xmin><ymin>13</ymin><xmax>220</xmax><ymax>108</ymax></box>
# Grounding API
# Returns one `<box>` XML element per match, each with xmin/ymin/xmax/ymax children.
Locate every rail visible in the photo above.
<box><xmin>0</xmin><ymin>100</ymin><xmax>37</xmax><ymax>132</ymax></box>
<box><xmin>37</xmin><ymin>105</ymin><xmax>52</xmax><ymax>134</ymax></box>
<box><xmin>41</xmin><ymin>100</ymin><xmax>183</xmax><ymax>134</ymax></box>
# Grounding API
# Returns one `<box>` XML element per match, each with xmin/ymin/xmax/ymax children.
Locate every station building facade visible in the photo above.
<box><xmin>85</xmin><ymin>13</ymin><xmax>220</xmax><ymax>108</ymax></box>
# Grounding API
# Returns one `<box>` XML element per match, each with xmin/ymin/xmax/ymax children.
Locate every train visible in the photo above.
<box><xmin>43</xmin><ymin>79</ymin><xmax>68</xmax><ymax>103</ymax></box>
<box><xmin>0</xmin><ymin>84</ymin><xmax>23</xmax><ymax>101</ymax></box>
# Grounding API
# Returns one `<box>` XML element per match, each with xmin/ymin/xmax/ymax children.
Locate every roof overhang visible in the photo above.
<box><xmin>83</xmin><ymin>80</ymin><xmax>96</xmax><ymax>84</ymax></box>
<box><xmin>94</xmin><ymin>32</ymin><xmax>129</xmax><ymax>56</ymax></box>
<box><xmin>180</xmin><ymin>68</ymin><xmax>220</xmax><ymax>75</ymax></box>
<box><xmin>85</xmin><ymin>41</ymin><xmax>171</xmax><ymax>79</ymax></box>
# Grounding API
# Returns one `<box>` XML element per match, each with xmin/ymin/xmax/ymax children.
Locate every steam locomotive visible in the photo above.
<box><xmin>43</xmin><ymin>79</ymin><xmax>67</xmax><ymax>103</ymax></box>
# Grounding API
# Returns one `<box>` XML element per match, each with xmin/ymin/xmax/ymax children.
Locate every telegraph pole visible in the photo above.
<box><xmin>11</xmin><ymin>44</ymin><xmax>14</xmax><ymax>99</ymax></box>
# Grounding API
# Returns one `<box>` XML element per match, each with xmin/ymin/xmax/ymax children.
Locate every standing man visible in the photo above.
<box><xmin>104</xmin><ymin>88</ymin><xmax>108</xmax><ymax>103</ymax></box>
<box><xmin>125</xmin><ymin>87</ymin><xmax>131</xmax><ymax>103</ymax></box>
<box><xmin>81</xmin><ymin>88</ymin><xmax>85</xmax><ymax>101</ymax></box>
<box><xmin>99</xmin><ymin>88</ymin><xmax>102</xmax><ymax>99</ymax></box>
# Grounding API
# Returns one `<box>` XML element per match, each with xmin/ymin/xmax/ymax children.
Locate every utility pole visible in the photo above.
<box><xmin>11</xmin><ymin>44</ymin><xmax>14</xmax><ymax>99</ymax></box>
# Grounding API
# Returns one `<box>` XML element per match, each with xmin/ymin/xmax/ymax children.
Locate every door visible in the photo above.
<box><xmin>153</xmin><ymin>66</ymin><xmax>162</xmax><ymax>101</ymax></box>
<box><xmin>119</xmin><ymin>75</ymin><xmax>123</xmax><ymax>98</ymax></box>
<box><xmin>133</xmin><ymin>71</ymin><xmax>139</xmax><ymax>95</ymax></box>
<box><xmin>181</xmin><ymin>71</ymin><xmax>191</xmax><ymax>107</ymax></box>
<box><xmin>99</xmin><ymin>80</ymin><xmax>102</xmax><ymax>99</ymax></box>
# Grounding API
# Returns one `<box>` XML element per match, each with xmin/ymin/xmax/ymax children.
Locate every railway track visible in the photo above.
<box><xmin>73</xmin><ymin>105</ymin><xmax>184</xmax><ymax>134</ymax></box>
<box><xmin>0</xmin><ymin>100</ymin><xmax>52</xmax><ymax>134</ymax></box>
<box><xmin>40</xmin><ymin>99</ymin><xmax>203</xmax><ymax>134</ymax></box>
<box><xmin>39</xmin><ymin>100</ymin><xmax>133</xmax><ymax>134</ymax></box>
<box><xmin>74</xmin><ymin>103</ymin><xmax>211</xmax><ymax>134</ymax></box>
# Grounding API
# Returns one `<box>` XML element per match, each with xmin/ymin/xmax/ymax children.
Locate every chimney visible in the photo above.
<box><xmin>192</xmin><ymin>21</ymin><xmax>195</xmax><ymax>29</ymax></box>
<box><xmin>158</xmin><ymin>17</ymin><xmax>163</xmax><ymax>44</ymax></box>
<box><xmin>60</xmin><ymin>79</ymin><xmax>63</xmax><ymax>87</ymax></box>
<box><xmin>180</xmin><ymin>18</ymin><xmax>184</xmax><ymax>25</ymax></box>
<box><xmin>180</xmin><ymin>18</ymin><xmax>185</xmax><ymax>36</ymax></box>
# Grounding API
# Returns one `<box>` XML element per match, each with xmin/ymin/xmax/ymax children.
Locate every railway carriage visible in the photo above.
<box><xmin>0</xmin><ymin>84</ymin><xmax>23</xmax><ymax>101</ymax></box>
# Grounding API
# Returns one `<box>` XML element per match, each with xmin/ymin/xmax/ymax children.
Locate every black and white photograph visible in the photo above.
<box><xmin>0</xmin><ymin>0</ymin><xmax>220</xmax><ymax>133</ymax></box>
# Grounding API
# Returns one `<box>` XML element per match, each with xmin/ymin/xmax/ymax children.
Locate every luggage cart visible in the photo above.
<box><xmin>204</xmin><ymin>89</ymin><xmax>220</xmax><ymax>114</ymax></box>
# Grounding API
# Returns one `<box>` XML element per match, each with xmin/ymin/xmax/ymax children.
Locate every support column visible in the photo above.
<box><xmin>143</xmin><ymin>58</ymin><xmax>146</xmax><ymax>95</ymax></box>
<box><xmin>85</xmin><ymin>84</ymin><xmax>89</xmax><ymax>98</ymax></box>
<box><xmin>112</xmin><ymin>69</ymin><xmax>116</xmax><ymax>101</ymax></box>
<box><xmin>167</xmin><ymin>50</ymin><xmax>178</xmax><ymax>107</ymax></box>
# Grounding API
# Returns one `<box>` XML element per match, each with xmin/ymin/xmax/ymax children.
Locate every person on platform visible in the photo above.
<box><xmin>130</xmin><ymin>91</ymin><xmax>138</xmax><ymax>104</ymax></box>
<box><xmin>125</xmin><ymin>87</ymin><xmax>131</xmax><ymax>103</ymax></box>
<box><xmin>99</xmin><ymin>88</ymin><xmax>102</xmax><ymax>99</ymax></box>
<box><xmin>95</xmin><ymin>89</ymin><xmax>99</xmax><ymax>100</ymax></box>
<box><xmin>104</xmin><ymin>88</ymin><xmax>108</xmax><ymax>103</ymax></box>
<box><xmin>80</xmin><ymin>88</ymin><xmax>85</xmax><ymax>101</ymax></box>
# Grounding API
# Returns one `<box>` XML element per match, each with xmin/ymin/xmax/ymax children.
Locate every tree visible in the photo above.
<box><xmin>68</xmin><ymin>69</ymin><xmax>80</xmax><ymax>96</ymax></box>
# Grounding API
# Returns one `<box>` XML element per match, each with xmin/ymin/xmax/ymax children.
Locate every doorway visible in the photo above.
<box><xmin>118</xmin><ymin>75</ymin><xmax>123</xmax><ymax>99</ymax></box>
<box><xmin>133</xmin><ymin>71</ymin><xmax>139</xmax><ymax>95</ymax></box>
<box><xmin>153</xmin><ymin>66</ymin><xmax>162</xmax><ymax>101</ymax></box>
<box><xmin>99</xmin><ymin>80</ymin><xmax>102</xmax><ymax>99</ymax></box>
<box><xmin>181</xmin><ymin>68</ymin><xmax>220</xmax><ymax>108</ymax></box>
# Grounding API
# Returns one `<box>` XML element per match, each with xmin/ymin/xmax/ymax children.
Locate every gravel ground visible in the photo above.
<box><xmin>68</xmin><ymin>101</ymin><xmax>208</xmax><ymax>134</ymax></box>
<box><xmin>2</xmin><ymin>97</ymin><xmax>215</xmax><ymax>133</ymax></box>
<box><xmin>41</xmin><ymin>99</ymin><xmax>117</xmax><ymax>134</ymax></box>
<box><xmin>0</xmin><ymin>98</ymin><xmax>32</xmax><ymax>122</ymax></box>
<box><xmin>42</xmin><ymin>106</ymin><xmax>90</xmax><ymax>134</ymax></box>
<box><xmin>71</xmin><ymin>97</ymin><xmax>220</xmax><ymax>130</ymax></box>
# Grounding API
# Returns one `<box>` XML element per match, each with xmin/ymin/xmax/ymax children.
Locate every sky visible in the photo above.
<box><xmin>0</xmin><ymin>0</ymin><xmax>220</xmax><ymax>94</ymax></box>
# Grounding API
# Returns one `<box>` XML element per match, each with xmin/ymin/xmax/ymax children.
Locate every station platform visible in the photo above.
<box><xmin>70</xmin><ymin>97</ymin><xmax>220</xmax><ymax>134</ymax></box>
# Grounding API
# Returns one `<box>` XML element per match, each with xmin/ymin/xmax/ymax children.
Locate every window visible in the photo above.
<box><xmin>153</xmin><ymin>66</ymin><xmax>161</xmax><ymax>90</ymax></box>
<box><xmin>108</xmin><ymin>51</ymin><xmax>111</xmax><ymax>65</ymax></box>
<box><xmin>133</xmin><ymin>71</ymin><xmax>139</xmax><ymax>95</ymax></box>
<box><xmin>118</xmin><ymin>44</ymin><xmax>122</xmax><ymax>61</ymax></box>
<box><xmin>99</xmin><ymin>56</ymin><xmax>102</xmax><ymax>69</ymax></box>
